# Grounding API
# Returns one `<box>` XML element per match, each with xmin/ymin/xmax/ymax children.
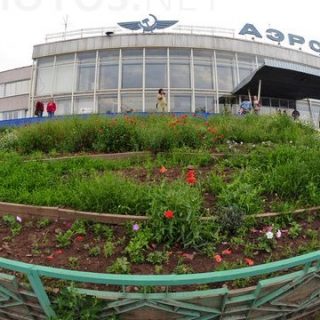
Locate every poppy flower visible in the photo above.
<box><xmin>214</xmin><ymin>254</ymin><xmax>222</xmax><ymax>263</ymax></box>
<box><xmin>164</xmin><ymin>210</ymin><xmax>174</xmax><ymax>219</ymax></box>
<box><xmin>159</xmin><ymin>166</ymin><xmax>167</xmax><ymax>174</ymax></box>
<box><xmin>186</xmin><ymin>176</ymin><xmax>197</xmax><ymax>185</ymax></box>
<box><xmin>245</xmin><ymin>258</ymin><xmax>254</xmax><ymax>266</ymax></box>
<box><xmin>222</xmin><ymin>249</ymin><xmax>232</xmax><ymax>255</ymax></box>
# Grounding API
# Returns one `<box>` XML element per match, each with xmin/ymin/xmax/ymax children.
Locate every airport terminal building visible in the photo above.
<box><xmin>2</xmin><ymin>18</ymin><xmax>320</xmax><ymax>125</ymax></box>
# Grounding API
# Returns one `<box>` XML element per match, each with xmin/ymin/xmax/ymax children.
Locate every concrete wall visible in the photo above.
<box><xmin>33</xmin><ymin>33</ymin><xmax>320</xmax><ymax>69</ymax></box>
<box><xmin>0</xmin><ymin>66</ymin><xmax>31</xmax><ymax>84</ymax></box>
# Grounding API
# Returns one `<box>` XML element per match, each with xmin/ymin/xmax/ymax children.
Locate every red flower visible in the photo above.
<box><xmin>245</xmin><ymin>258</ymin><xmax>254</xmax><ymax>266</ymax></box>
<box><xmin>54</xmin><ymin>250</ymin><xmax>64</xmax><ymax>255</ymax></box>
<box><xmin>222</xmin><ymin>249</ymin><xmax>232</xmax><ymax>255</ymax></box>
<box><xmin>159</xmin><ymin>166</ymin><xmax>167</xmax><ymax>174</ymax></box>
<box><xmin>47</xmin><ymin>255</ymin><xmax>54</xmax><ymax>261</ymax></box>
<box><xmin>75</xmin><ymin>236</ymin><xmax>84</xmax><ymax>242</ymax></box>
<box><xmin>214</xmin><ymin>254</ymin><xmax>222</xmax><ymax>263</ymax></box>
<box><xmin>164</xmin><ymin>210</ymin><xmax>174</xmax><ymax>219</ymax></box>
<box><xmin>186</xmin><ymin>176</ymin><xmax>197</xmax><ymax>185</ymax></box>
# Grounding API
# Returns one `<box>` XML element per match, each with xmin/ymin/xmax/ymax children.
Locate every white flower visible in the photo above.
<box><xmin>266</xmin><ymin>231</ymin><xmax>274</xmax><ymax>239</ymax></box>
<box><xmin>276</xmin><ymin>230</ymin><xmax>282</xmax><ymax>239</ymax></box>
<box><xmin>16</xmin><ymin>216</ymin><xmax>22</xmax><ymax>223</ymax></box>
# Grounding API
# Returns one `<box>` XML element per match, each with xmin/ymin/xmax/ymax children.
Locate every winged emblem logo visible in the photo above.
<box><xmin>118</xmin><ymin>14</ymin><xmax>178</xmax><ymax>33</ymax></box>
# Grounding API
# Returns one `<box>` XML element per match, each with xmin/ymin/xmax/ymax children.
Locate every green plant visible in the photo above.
<box><xmin>92</xmin><ymin>223</ymin><xmax>113</xmax><ymax>240</ymax></box>
<box><xmin>2</xmin><ymin>215</ymin><xmax>22</xmax><ymax>236</ymax></box>
<box><xmin>146</xmin><ymin>251</ymin><xmax>169</xmax><ymax>265</ymax></box>
<box><xmin>107</xmin><ymin>257</ymin><xmax>131</xmax><ymax>274</ymax></box>
<box><xmin>125</xmin><ymin>229</ymin><xmax>152</xmax><ymax>263</ymax></box>
<box><xmin>173</xmin><ymin>258</ymin><xmax>194</xmax><ymax>274</ymax></box>
<box><xmin>288</xmin><ymin>221</ymin><xmax>302</xmax><ymax>239</ymax></box>
<box><xmin>217</xmin><ymin>205</ymin><xmax>245</xmax><ymax>235</ymax></box>
<box><xmin>88</xmin><ymin>246</ymin><xmax>101</xmax><ymax>257</ymax></box>
<box><xmin>103</xmin><ymin>241</ymin><xmax>115</xmax><ymax>258</ymax></box>
<box><xmin>56</xmin><ymin>230</ymin><xmax>74</xmax><ymax>248</ymax></box>
<box><xmin>36</xmin><ymin>218</ymin><xmax>51</xmax><ymax>229</ymax></box>
<box><xmin>52</xmin><ymin>284</ymin><xmax>103</xmax><ymax>320</ymax></box>
<box><xmin>70</xmin><ymin>220</ymin><xmax>87</xmax><ymax>235</ymax></box>
<box><xmin>68</xmin><ymin>257</ymin><xmax>80</xmax><ymax>269</ymax></box>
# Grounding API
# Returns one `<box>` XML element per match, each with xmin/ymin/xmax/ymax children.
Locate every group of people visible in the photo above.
<box><xmin>238</xmin><ymin>96</ymin><xmax>261</xmax><ymax>115</ymax></box>
<box><xmin>34</xmin><ymin>99</ymin><xmax>57</xmax><ymax>118</ymax></box>
<box><xmin>239</xmin><ymin>96</ymin><xmax>300</xmax><ymax>120</ymax></box>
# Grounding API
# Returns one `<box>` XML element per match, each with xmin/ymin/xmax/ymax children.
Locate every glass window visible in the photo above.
<box><xmin>145</xmin><ymin>92</ymin><xmax>161</xmax><ymax>112</ymax></box>
<box><xmin>216</xmin><ymin>52</ymin><xmax>236</xmax><ymax>91</ymax></box>
<box><xmin>74</xmin><ymin>96</ymin><xmax>94</xmax><ymax>114</ymax></box>
<box><xmin>0</xmin><ymin>109</ymin><xmax>26</xmax><ymax>120</ymax></box>
<box><xmin>122</xmin><ymin>49</ymin><xmax>143</xmax><ymax>89</ymax></box>
<box><xmin>271</xmin><ymin>98</ymin><xmax>279</xmax><ymax>107</ymax></box>
<box><xmin>145</xmin><ymin>49</ymin><xmax>167</xmax><ymax>89</ymax></box>
<box><xmin>54</xmin><ymin>54</ymin><xmax>74</xmax><ymax>94</ymax></box>
<box><xmin>77</xmin><ymin>52</ymin><xmax>96</xmax><ymax>92</ymax></box>
<box><xmin>99</xmin><ymin>50</ymin><xmax>119</xmax><ymax>90</ymax></box>
<box><xmin>36</xmin><ymin>57</ymin><xmax>54</xmax><ymax>96</ymax></box>
<box><xmin>121</xmin><ymin>93</ymin><xmax>142</xmax><ymax>112</ymax></box>
<box><xmin>195</xmin><ymin>95</ymin><xmax>215</xmax><ymax>113</ymax></box>
<box><xmin>194</xmin><ymin>65</ymin><xmax>214</xmax><ymax>90</ymax></box>
<box><xmin>171</xmin><ymin>94</ymin><xmax>191</xmax><ymax>112</ymax></box>
<box><xmin>51</xmin><ymin>98</ymin><xmax>72</xmax><ymax>116</ymax></box>
<box><xmin>170</xmin><ymin>49</ymin><xmax>191</xmax><ymax>88</ymax></box>
<box><xmin>237</xmin><ymin>54</ymin><xmax>257</xmax><ymax>82</ymax></box>
<box><xmin>0</xmin><ymin>84</ymin><xmax>4</xmax><ymax>98</ymax></box>
<box><xmin>98</xmin><ymin>95</ymin><xmax>118</xmax><ymax>113</ymax></box>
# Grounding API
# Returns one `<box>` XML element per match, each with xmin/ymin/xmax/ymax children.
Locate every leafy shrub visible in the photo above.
<box><xmin>107</xmin><ymin>257</ymin><xmax>131</xmax><ymax>274</ymax></box>
<box><xmin>147</xmin><ymin>181</ymin><xmax>204</xmax><ymax>247</ymax></box>
<box><xmin>217</xmin><ymin>205</ymin><xmax>245</xmax><ymax>235</ymax></box>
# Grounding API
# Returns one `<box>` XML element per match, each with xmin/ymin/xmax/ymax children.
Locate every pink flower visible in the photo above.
<box><xmin>214</xmin><ymin>254</ymin><xmax>222</xmax><ymax>263</ymax></box>
<box><xmin>222</xmin><ymin>249</ymin><xmax>232</xmax><ymax>255</ymax></box>
<box><xmin>245</xmin><ymin>258</ymin><xmax>254</xmax><ymax>266</ymax></box>
<box><xmin>159</xmin><ymin>166</ymin><xmax>167</xmax><ymax>174</ymax></box>
<box><xmin>276</xmin><ymin>230</ymin><xmax>282</xmax><ymax>239</ymax></box>
<box><xmin>54</xmin><ymin>250</ymin><xmax>64</xmax><ymax>255</ymax></box>
<box><xmin>132</xmin><ymin>223</ymin><xmax>140</xmax><ymax>231</ymax></box>
<box><xmin>164</xmin><ymin>210</ymin><xmax>174</xmax><ymax>219</ymax></box>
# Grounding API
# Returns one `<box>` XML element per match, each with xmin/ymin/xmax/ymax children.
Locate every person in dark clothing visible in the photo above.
<box><xmin>292</xmin><ymin>108</ymin><xmax>300</xmax><ymax>120</ymax></box>
<box><xmin>34</xmin><ymin>101</ymin><xmax>44</xmax><ymax>117</ymax></box>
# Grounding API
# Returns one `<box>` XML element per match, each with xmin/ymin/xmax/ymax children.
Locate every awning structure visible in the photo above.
<box><xmin>232</xmin><ymin>59</ymin><xmax>320</xmax><ymax>100</ymax></box>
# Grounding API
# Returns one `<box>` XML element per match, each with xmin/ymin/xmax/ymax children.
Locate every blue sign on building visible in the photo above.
<box><xmin>118</xmin><ymin>14</ymin><xmax>178</xmax><ymax>33</ymax></box>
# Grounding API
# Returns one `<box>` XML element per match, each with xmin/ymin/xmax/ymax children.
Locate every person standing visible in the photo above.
<box><xmin>46</xmin><ymin>98</ymin><xmax>57</xmax><ymax>118</ymax></box>
<box><xmin>34</xmin><ymin>100</ymin><xmax>44</xmax><ymax>117</ymax></box>
<box><xmin>156</xmin><ymin>89</ymin><xmax>167</xmax><ymax>112</ymax></box>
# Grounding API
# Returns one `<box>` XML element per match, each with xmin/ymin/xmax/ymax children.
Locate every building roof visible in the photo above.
<box><xmin>232</xmin><ymin>59</ymin><xmax>320</xmax><ymax>100</ymax></box>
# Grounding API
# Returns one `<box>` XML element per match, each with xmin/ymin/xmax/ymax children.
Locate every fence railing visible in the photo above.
<box><xmin>0</xmin><ymin>251</ymin><xmax>320</xmax><ymax>319</ymax></box>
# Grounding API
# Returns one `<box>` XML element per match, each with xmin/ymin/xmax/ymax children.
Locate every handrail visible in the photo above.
<box><xmin>44</xmin><ymin>24</ymin><xmax>236</xmax><ymax>43</ymax></box>
<box><xmin>1</xmin><ymin>250</ymin><xmax>319</xmax><ymax>286</ymax></box>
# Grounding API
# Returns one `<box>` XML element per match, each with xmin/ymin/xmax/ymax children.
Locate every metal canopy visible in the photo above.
<box><xmin>232</xmin><ymin>59</ymin><xmax>320</xmax><ymax>100</ymax></box>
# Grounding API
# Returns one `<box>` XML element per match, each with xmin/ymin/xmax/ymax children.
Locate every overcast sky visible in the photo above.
<box><xmin>0</xmin><ymin>0</ymin><xmax>319</xmax><ymax>71</ymax></box>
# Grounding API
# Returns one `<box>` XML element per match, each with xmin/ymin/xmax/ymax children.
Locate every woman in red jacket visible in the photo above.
<box><xmin>46</xmin><ymin>98</ymin><xmax>57</xmax><ymax>118</ymax></box>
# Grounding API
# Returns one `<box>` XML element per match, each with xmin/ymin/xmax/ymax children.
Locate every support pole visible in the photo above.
<box><xmin>258</xmin><ymin>80</ymin><xmax>262</xmax><ymax>102</ymax></box>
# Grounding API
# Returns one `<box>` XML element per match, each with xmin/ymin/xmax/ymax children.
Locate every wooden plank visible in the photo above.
<box><xmin>0</xmin><ymin>202</ymin><xmax>148</xmax><ymax>224</ymax></box>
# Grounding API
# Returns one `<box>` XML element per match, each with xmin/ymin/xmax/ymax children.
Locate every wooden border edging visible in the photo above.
<box><xmin>0</xmin><ymin>202</ymin><xmax>319</xmax><ymax>225</ymax></box>
<box><xmin>0</xmin><ymin>202</ymin><xmax>148</xmax><ymax>224</ymax></box>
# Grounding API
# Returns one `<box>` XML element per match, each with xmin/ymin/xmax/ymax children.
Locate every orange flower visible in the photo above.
<box><xmin>159</xmin><ymin>166</ymin><xmax>167</xmax><ymax>174</ymax></box>
<box><xmin>164</xmin><ymin>210</ymin><xmax>174</xmax><ymax>219</ymax></box>
<box><xmin>214</xmin><ymin>254</ymin><xmax>222</xmax><ymax>263</ymax></box>
<box><xmin>245</xmin><ymin>258</ymin><xmax>254</xmax><ymax>266</ymax></box>
<box><xmin>222</xmin><ymin>249</ymin><xmax>232</xmax><ymax>255</ymax></box>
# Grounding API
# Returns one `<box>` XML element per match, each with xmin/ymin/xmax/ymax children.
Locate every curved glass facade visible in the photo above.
<box><xmin>33</xmin><ymin>47</ymin><xmax>297</xmax><ymax>115</ymax></box>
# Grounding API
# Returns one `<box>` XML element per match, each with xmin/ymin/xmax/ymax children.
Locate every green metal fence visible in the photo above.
<box><xmin>0</xmin><ymin>251</ymin><xmax>320</xmax><ymax>319</ymax></box>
